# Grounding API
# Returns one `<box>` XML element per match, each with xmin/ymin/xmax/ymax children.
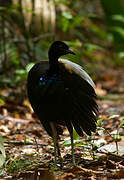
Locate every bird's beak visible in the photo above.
<box><xmin>66</xmin><ymin>49</ymin><xmax>75</xmax><ymax>55</ymax></box>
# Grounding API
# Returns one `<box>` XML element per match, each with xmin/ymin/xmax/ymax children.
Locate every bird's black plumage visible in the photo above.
<box><xmin>27</xmin><ymin>41</ymin><xmax>98</xmax><ymax>167</ymax></box>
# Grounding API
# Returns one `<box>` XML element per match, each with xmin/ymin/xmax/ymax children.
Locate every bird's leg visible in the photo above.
<box><xmin>70</xmin><ymin>130</ymin><xmax>75</xmax><ymax>166</ymax></box>
<box><xmin>53</xmin><ymin>136</ymin><xmax>57</xmax><ymax>168</ymax></box>
<box><xmin>50</xmin><ymin>122</ymin><xmax>58</xmax><ymax>168</ymax></box>
<box><xmin>66</xmin><ymin>121</ymin><xmax>75</xmax><ymax>166</ymax></box>
<box><xmin>56</xmin><ymin>140</ymin><xmax>63</xmax><ymax>168</ymax></box>
<box><xmin>56</xmin><ymin>141</ymin><xmax>61</xmax><ymax>156</ymax></box>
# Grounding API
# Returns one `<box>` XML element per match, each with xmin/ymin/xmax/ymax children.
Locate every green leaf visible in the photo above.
<box><xmin>61</xmin><ymin>139</ymin><xmax>83</xmax><ymax>146</ymax></box>
<box><xmin>117</xmin><ymin>52</ymin><xmax>124</xmax><ymax>59</ymax></box>
<box><xmin>97</xmin><ymin>118</ymin><xmax>103</xmax><ymax>126</ymax></box>
<box><xmin>114</xmin><ymin>134</ymin><xmax>122</xmax><ymax>141</ymax></box>
<box><xmin>85</xmin><ymin>43</ymin><xmax>103</xmax><ymax>51</ymax></box>
<box><xmin>112</xmin><ymin>14</ymin><xmax>124</xmax><ymax>23</ymax></box>
<box><xmin>61</xmin><ymin>139</ymin><xmax>71</xmax><ymax>146</ymax></box>
<box><xmin>108</xmin><ymin>114</ymin><xmax>119</xmax><ymax>119</ymax></box>
<box><xmin>0</xmin><ymin>98</ymin><xmax>5</xmax><ymax>105</ymax></box>
<box><xmin>62</xmin><ymin>11</ymin><xmax>72</xmax><ymax>19</ymax></box>
<box><xmin>0</xmin><ymin>169</ymin><xmax>4</xmax><ymax>176</ymax></box>
<box><xmin>110</xmin><ymin>26</ymin><xmax>124</xmax><ymax>38</ymax></box>
<box><xmin>87</xmin><ymin>136</ymin><xmax>92</xmax><ymax>141</ymax></box>
<box><xmin>78</xmin><ymin>144</ymin><xmax>90</xmax><ymax>148</ymax></box>
<box><xmin>120</xmin><ymin>119</ymin><xmax>124</xmax><ymax>124</ymax></box>
<box><xmin>73</xmin><ymin>129</ymin><xmax>80</xmax><ymax>140</ymax></box>
<box><xmin>61</xmin><ymin>17</ymin><xmax>69</xmax><ymax>32</ymax></box>
<box><xmin>15</xmin><ymin>69</ymin><xmax>25</xmax><ymax>75</ymax></box>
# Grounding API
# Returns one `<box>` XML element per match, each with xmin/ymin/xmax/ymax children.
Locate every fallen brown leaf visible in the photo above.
<box><xmin>58</xmin><ymin>173</ymin><xmax>75</xmax><ymax>179</ymax></box>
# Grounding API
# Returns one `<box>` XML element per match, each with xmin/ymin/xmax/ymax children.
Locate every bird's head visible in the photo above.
<box><xmin>48</xmin><ymin>41</ymin><xmax>75</xmax><ymax>62</ymax></box>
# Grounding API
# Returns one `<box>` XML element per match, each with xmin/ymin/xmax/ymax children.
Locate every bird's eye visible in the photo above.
<box><xmin>59</xmin><ymin>45</ymin><xmax>62</xmax><ymax>48</ymax></box>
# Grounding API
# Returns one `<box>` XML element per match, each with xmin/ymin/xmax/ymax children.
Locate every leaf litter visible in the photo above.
<box><xmin>0</xmin><ymin>67</ymin><xmax>124</xmax><ymax>179</ymax></box>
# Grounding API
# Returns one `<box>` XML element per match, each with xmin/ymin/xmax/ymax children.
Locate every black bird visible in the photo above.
<box><xmin>27</xmin><ymin>41</ymin><xmax>98</xmax><ymax>167</ymax></box>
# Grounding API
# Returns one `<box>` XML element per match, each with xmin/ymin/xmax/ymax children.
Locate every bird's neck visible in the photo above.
<box><xmin>48</xmin><ymin>58</ymin><xmax>59</xmax><ymax>75</ymax></box>
<box><xmin>48</xmin><ymin>52</ymin><xmax>59</xmax><ymax>72</ymax></box>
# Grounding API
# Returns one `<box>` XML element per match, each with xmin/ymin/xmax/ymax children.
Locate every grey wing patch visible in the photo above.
<box><xmin>59</xmin><ymin>58</ymin><xmax>95</xmax><ymax>88</ymax></box>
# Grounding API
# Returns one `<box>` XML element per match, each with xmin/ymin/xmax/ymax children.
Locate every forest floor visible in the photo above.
<box><xmin>0</xmin><ymin>66</ymin><xmax>124</xmax><ymax>180</ymax></box>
